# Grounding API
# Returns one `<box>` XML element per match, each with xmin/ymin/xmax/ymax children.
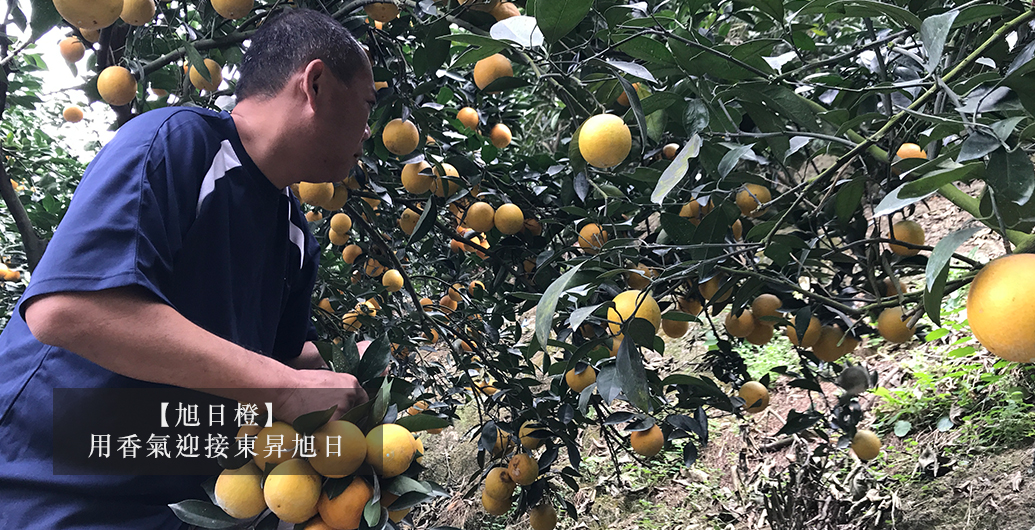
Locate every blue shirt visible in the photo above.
<box><xmin>0</xmin><ymin>107</ymin><xmax>320</xmax><ymax>529</ymax></box>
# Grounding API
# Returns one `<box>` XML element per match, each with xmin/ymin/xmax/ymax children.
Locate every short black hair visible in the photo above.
<box><xmin>235</xmin><ymin>8</ymin><xmax>368</xmax><ymax>101</ymax></box>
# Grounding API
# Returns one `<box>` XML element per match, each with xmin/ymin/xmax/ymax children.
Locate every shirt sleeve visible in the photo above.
<box><xmin>18</xmin><ymin>111</ymin><xmax>211</xmax><ymax>318</ymax></box>
<box><xmin>270</xmin><ymin>198</ymin><xmax>321</xmax><ymax>360</ymax></box>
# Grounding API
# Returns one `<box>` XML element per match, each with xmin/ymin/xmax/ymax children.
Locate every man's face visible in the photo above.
<box><xmin>312</xmin><ymin>63</ymin><xmax>375</xmax><ymax>182</ymax></box>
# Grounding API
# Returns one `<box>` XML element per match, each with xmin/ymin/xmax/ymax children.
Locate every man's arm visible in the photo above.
<box><xmin>24</xmin><ymin>285</ymin><xmax>366</xmax><ymax>423</ymax></box>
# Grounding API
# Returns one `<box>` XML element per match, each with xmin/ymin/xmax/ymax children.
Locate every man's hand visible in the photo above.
<box><xmin>271</xmin><ymin>369</ymin><xmax>368</xmax><ymax>425</ymax></box>
<box><xmin>272</xmin><ymin>340</ymin><xmax>374</xmax><ymax>423</ymax></box>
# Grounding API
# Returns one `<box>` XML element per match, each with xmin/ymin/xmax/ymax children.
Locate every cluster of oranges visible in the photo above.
<box><xmin>213</xmin><ymin>417</ymin><xmax>424</xmax><ymax>528</ymax></box>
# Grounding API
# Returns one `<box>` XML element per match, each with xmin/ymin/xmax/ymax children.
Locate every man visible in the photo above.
<box><xmin>0</xmin><ymin>8</ymin><xmax>376</xmax><ymax>529</ymax></box>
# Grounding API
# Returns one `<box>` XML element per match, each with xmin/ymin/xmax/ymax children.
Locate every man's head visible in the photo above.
<box><xmin>232</xmin><ymin>8</ymin><xmax>376</xmax><ymax>184</ymax></box>
<box><xmin>236</xmin><ymin>8</ymin><xmax>368</xmax><ymax>102</ymax></box>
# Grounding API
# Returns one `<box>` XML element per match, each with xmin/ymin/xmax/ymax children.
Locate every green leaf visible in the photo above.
<box><xmin>835</xmin><ymin>177</ymin><xmax>865</xmax><ymax>223</ymax></box>
<box><xmin>385</xmin><ymin>475</ymin><xmax>433</xmax><ymax>496</ymax></box>
<box><xmin>900</xmin><ymin>161</ymin><xmax>981</xmax><ymax>198</ymax></box>
<box><xmin>617</xmin><ymin>37</ymin><xmax>676</xmax><ymax>66</ymax></box>
<box><xmin>394</xmin><ymin>413</ymin><xmax>451</xmax><ymax>432</ymax></box>
<box><xmin>29</xmin><ymin>0</ymin><xmax>62</xmax><ymax>40</ymax></box>
<box><xmin>717</xmin><ymin>145</ymin><xmax>753</xmax><ymax>178</ymax></box>
<box><xmin>651</xmin><ymin>134</ymin><xmax>701</xmax><ymax>205</ymax></box>
<box><xmin>371</xmin><ymin>378</ymin><xmax>392</xmax><ymax>425</ymax></box>
<box><xmin>684</xmin><ymin>99</ymin><xmax>710</xmax><ymax>136</ymax></box>
<box><xmin>646</xmin><ymin>109</ymin><xmax>667</xmax><ymax>143</ymax></box>
<box><xmin>440</xmin><ymin>33</ymin><xmax>502</xmax><ymax>47</ymax></box>
<box><xmin>167</xmin><ymin>500</ymin><xmax>239</xmax><ymax>529</ymax></box>
<box><xmin>413</xmin><ymin>20</ymin><xmax>451</xmax><ymax>77</ymax></box>
<box><xmin>409</xmin><ymin>197</ymin><xmax>436</xmax><ymax>244</ymax></box>
<box><xmin>185</xmin><ymin>43</ymin><xmax>211</xmax><ymax>83</ymax></box>
<box><xmin>480</xmin><ymin>76</ymin><xmax>529</xmax><ymax>92</ymax></box>
<box><xmin>873</xmin><ymin>183</ymin><xmax>935</xmax><ymax>217</ymax></box>
<box><xmin>937</xmin><ymin>416</ymin><xmax>954</xmax><ymax>432</ymax></box>
<box><xmin>292</xmin><ymin>405</ymin><xmax>337</xmax><ymax>435</ymax></box>
<box><xmin>986</xmin><ymin>147</ymin><xmax>1035</xmax><ymax>205</ymax></box>
<box><xmin>924</xmin><ymin>227</ymin><xmax>980</xmax><ymax>326</ymax></box>
<box><xmin>920</xmin><ymin>9</ymin><xmax>959</xmax><ymax>73</ymax></box>
<box><xmin>958</xmin><ymin>131</ymin><xmax>1002</xmax><ymax>163</ymax></box>
<box><xmin>529</xmin><ymin>0</ymin><xmax>593</xmax><ymax>43</ymax></box>
<box><xmin>535</xmin><ymin>263</ymin><xmax>584</xmax><ymax>349</ymax></box>
<box><xmin>452</xmin><ymin>44</ymin><xmax>507</xmax><ymax>67</ymax></box>
<box><xmin>616</xmin><ymin>329</ymin><xmax>651</xmax><ymax>412</ymax></box>
<box><xmin>640</xmin><ymin>92</ymin><xmax>680</xmax><ymax>116</ymax></box>
<box><xmin>356</xmin><ymin>334</ymin><xmax>392</xmax><ymax>384</ymax></box>
<box><xmin>894</xmin><ymin>420</ymin><xmax>912</xmax><ymax>437</ymax></box>
<box><xmin>614</xmin><ymin>74</ymin><xmax>648</xmax><ymax>153</ymax></box>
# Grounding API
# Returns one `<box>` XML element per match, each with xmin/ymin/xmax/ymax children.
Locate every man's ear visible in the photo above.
<box><xmin>300</xmin><ymin>59</ymin><xmax>327</xmax><ymax>104</ymax></box>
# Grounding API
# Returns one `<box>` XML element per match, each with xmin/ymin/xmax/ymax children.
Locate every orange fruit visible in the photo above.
<box><xmin>661</xmin><ymin>318</ymin><xmax>689</xmax><ymax>338</ymax></box>
<box><xmin>630</xmin><ymin>424</ymin><xmax>663</xmax><ymax>457</ymax></box>
<box><xmin>751</xmin><ymin>294</ymin><xmax>782</xmax><ymax>322</ymax></box>
<box><xmin>263</xmin><ymin>459</ymin><xmax>321</xmax><ymax>523</ymax></box>
<box><xmin>365</xmin><ymin>423</ymin><xmax>416</xmax><ymax>478</ymax></box>
<box><xmin>189</xmin><ymin>59</ymin><xmax>223</xmax><ymax>92</ymax></box>
<box><xmin>78</xmin><ymin>27</ymin><xmax>100</xmax><ymax>43</ymax></box>
<box><xmin>494</xmin><ymin>203</ymin><xmax>524</xmax><ymax>235</ymax></box>
<box><xmin>473</xmin><ymin>54</ymin><xmax>513</xmax><ymax>91</ymax></box>
<box><xmin>506</xmin><ymin>453</ymin><xmax>538</xmax><ymax>486</ymax></box>
<box><xmin>967</xmin><ymin>253</ymin><xmax>1035</xmax><ymax>363</ymax></box>
<box><xmin>519</xmin><ymin>421</ymin><xmax>543</xmax><ymax>450</ymax></box>
<box><xmin>398</xmin><ymin>207</ymin><xmax>421</xmax><ymax>235</ymax></box>
<box><xmin>329</xmin><ymin>213</ymin><xmax>352</xmax><ymax>234</ymax></box>
<box><xmin>341</xmin><ymin>244</ymin><xmax>363</xmax><ymax>264</ymax></box>
<box><xmin>401</xmin><ymin>161</ymin><xmax>433</xmax><ymax>194</ymax></box>
<box><xmin>745</xmin><ymin>323</ymin><xmax>775</xmax><ymax>346</ymax></box>
<box><xmin>877</xmin><ymin>306</ymin><xmax>916</xmax><ymax>343</ymax></box>
<box><xmin>529</xmin><ymin>503</ymin><xmax>558</xmax><ymax>530</ymax></box>
<box><xmin>431</xmin><ymin>163</ymin><xmax>460</xmax><ymax>197</ymax></box>
<box><xmin>577</xmin><ymin>223</ymin><xmax>608</xmax><ymax>253</ymax></box>
<box><xmin>662</xmin><ymin>143</ymin><xmax>679</xmax><ymax>159</ymax></box>
<box><xmin>677</xmin><ymin>296</ymin><xmax>703</xmax><ymax>315</ymax></box>
<box><xmin>896</xmin><ymin>142</ymin><xmax>927</xmax><ymax>160</ymax></box>
<box><xmin>724</xmin><ymin>310</ymin><xmax>755</xmax><ymax>338</ymax></box>
<box><xmin>62</xmin><ymin>106</ymin><xmax>84</xmax><ymax>123</ymax></box>
<box><xmin>97</xmin><ymin>66</ymin><xmax>137</xmax><ymax>106</ymax></box>
<box><xmin>482</xmin><ymin>489</ymin><xmax>512</xmax><ymax>515</ymax></box>
<box><xmin>383</xmin><ymin>118</ymin><xmax>419</xmax><ymax>155</ymax></box>
<box><xmin>490</xmin><ymin>123</ymin><xmax>512</xmax><ymax>148</ymax></box>
<box><xmin>736</xmin><ymin>183</ymin><xmax>771</xmax><ymax>217</ymax></box>
<box><xmin>364</xmin><ymin>1</ymin><xmax>399</xmax><ymax>22</ymax></box>
<box><xmin>678</xmin><ymin>199</ymin><xmax>713</xmax><ymax>226</ymax></box>
<box><xmin>739</xmin><ymin>381</ymin><xmax>769</xmax><ymax>413</ymax></box>
<box><xmin>382</xmin><ymin>269</ymin><xmax>404</xmax><ymax>292</ymax></box>
<box><xmin>888</xmin><ymin>220</ymin><xmax>925</xmax><ymax>257</ymax></box>
<box><xmin>53</xmin><ymin>0</ymin><xmax>122</xmax><ymax>30</ymax></box>
<box><xmin>468</xmin><ymin>280</ymin><xmax>485</xmax><ymax>295</ymax></box>
<box><xmin>616</xmin><ymin>83</ymin><xmax>640</xmax><ymax>106</ymax></box>
<box><xmin>316</xmin><ymin>476</ymin><xmax>372</xmax><ymax>530</ymax></box>
<box><xmin>308</xmin><ymin>421</ymin><xmax>366</xmax><ymax>478</ymax></box>
<box><xmin>252</xmin><ymin>421</ymin><xmax>299</xmax><ymax>469</ymax></box>
<box><xmin>213</xmin><ymin>463</ymin><xmax>266</xmax><ymax>519</ymax></box>
<box><xmin>811</xmin><ymin>325</ymin><xmax>852</xmax><ymax>362</ymax></box>
<box><xmin>607</xmin><ymin>290</ymin><xmax>662</xmax><ymax>334</ymax></box>
<box><xmin>58</xmin><ymin>37</ymin><xmax>85</xmax><ymax>63</ymax></box>
<box><xmin>785</xmin><ymin>316</ymin><xmax>822</xmax><ymax>348</ymax></box>
<box><xmin>565</xmin><ymin>366</ymin><xmax>596</xmax><ymax>393</ymax></box>
<box><xmin>578</xmin><ymin>114</ymin><xmax>631</xmax><ymax>168</ymax></box>
<box><xmin>212</xmin><ymin>0</ymin><xmax>254</xmax><ymax>19</ymax></box>
<box><xmin>465</xmin><ymin>202</ymin><xmax>495</xmax><ymax>232</ymax></box>
<box><xmin>457</xmin><ymin>106</ymin><xmax>479</xmax><ymax>130</ymax></box>
<box><xmin>626</xmin><ymin>262</ymin><xmax>657</xmax><ymax>291</ymax></box>
<box><xmin>120</xmin><ymin>0</ymin><xmax>156</xmax><ymax>25</ymax></box>
<box><xmin>851</xmin><ymin>429</ymin><xmax>881</xmax><ymax>460</ymax></box>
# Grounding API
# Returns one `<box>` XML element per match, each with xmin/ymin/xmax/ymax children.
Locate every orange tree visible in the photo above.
<box><xmin>6</xmin><ymin>0</ymin><xmax>1035</xmax><ymax>528</ymax></box>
